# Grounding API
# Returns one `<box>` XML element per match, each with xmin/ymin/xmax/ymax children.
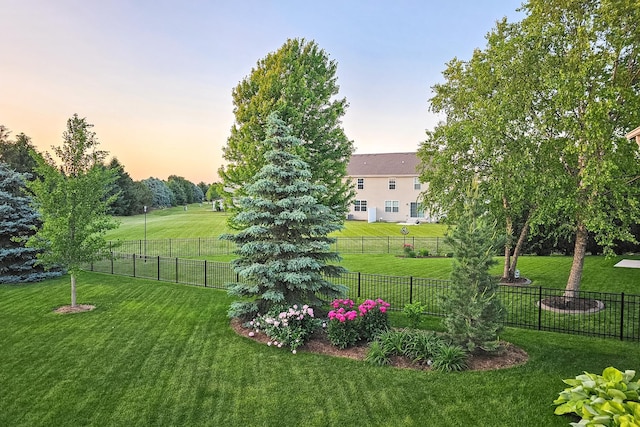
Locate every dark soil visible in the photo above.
<box><xmin>541</xmin><ymin>296</ymin><xmax>601</xmax><ymax>311</ymax></box>
<box><xmin>230</xmin><ymin>319</ymin><xmax>528</xmax><ymax>371</ymax></box>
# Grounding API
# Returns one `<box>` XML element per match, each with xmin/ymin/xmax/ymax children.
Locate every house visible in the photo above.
<box><xmin>627</xmin><ymin>125</ymin><xmax>640</xmax><ymax>147</ymax></box>
<box><xmin>346</xmin><ymin>152</ymin><xmax>435</xmax><ymax>223</ymax></box>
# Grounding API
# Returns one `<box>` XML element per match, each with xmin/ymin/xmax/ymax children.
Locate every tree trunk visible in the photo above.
<box><xmin>564</xmin><ymin>221</ymin><xmax>588</xmax><ymax>300</ymax></box>
<box><xmin>508</xmin><ymin>212</ymin><xmax>532</xmax><ymax>280</ymax></box>
<box><xmin>71</xmin><ymin>273</ymin><xmax>77</xmax><ymax>307</ymax></box>
<box><xmin>502</xmin><ymin>198</ymin><xmax>513</xmax><ymax>281</ymax></box>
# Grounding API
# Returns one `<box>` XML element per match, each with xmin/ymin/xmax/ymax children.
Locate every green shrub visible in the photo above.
<box><xmin>431</xmin><ymin>343</ymin><xmax>468</xmax><ymax>372</ymax></box>
<box><xmin>402</xmin><ymin>330</ymin><xmax>443</xmax><ymax>363</ymax></box>
<box><xmin>418</xmin><ymin>249</ymin><xmax>430</xmax><ymax>257</ymax></box>
<box><xmin>403</xmin><ymin>301</ymin><xmax>427</xmax><ymax>329</ymax></box>
<box><xmin>365</xmin><ymin>340</ymin><xmax>391</xmax><ymax>366</ymax></box>
<box><xmin>249</xmin><ymin>304</ymin><xmax>320</xmax><ymax>353</ymax></box>
<box><xmin>553</xmin><ymin>367</ymin><xmax>640</xmax><ymax>426</ymax></box>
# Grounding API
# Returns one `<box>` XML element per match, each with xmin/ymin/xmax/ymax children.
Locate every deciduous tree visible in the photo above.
<box><xmin>219</xmin><ymin>38</ymin><xmax>354</xmax><ymax>221</ymax></box>
<box><xmin>27</xmin><ymin>114</ymin><xmax>118</xmax><ymax>307</ymax></box>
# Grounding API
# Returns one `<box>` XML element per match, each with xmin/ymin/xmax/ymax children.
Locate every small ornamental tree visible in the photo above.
<box><xmin>27</xmin><ymin>114</ymin><xmax>118</xmax><ymax>308</ymax></box>
<box><xmin>221</xmin><ymin>113</ymin><xmax>347</xmax><ymax>319</ymax></box>
<box><xmin>441</xmin><ymin>185</ymin><xmax>505</xmax><ymax>353</ymax></box>
<box><xmin>0</xmin><ymin>162</ymin><xmax>62</xmax><ymax>283</ymax></box>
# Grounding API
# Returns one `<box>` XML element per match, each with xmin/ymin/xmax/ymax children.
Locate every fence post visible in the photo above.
<box><xmin>199</xmin><ymin>238</ymin><xmax>201</xmax><ymax>257</ymax></box>
<box><xmin>409</xmin><ymin>276</ymin><xmax>413</xmax><ymax>304</ymax></box>
<box><xmin>133</xmin><ymin>254</ymin><xmax>136</xmax><ymax>277</ymax></box>
<box><xmin>357</xmin><ymin>272</ymin><xmax>361</xmax><ymax>298</ymax></box>
<box><xmin>436</xmin><ymin>237</ymin><xmax>439</xmax><ymax>255</ymax></box>
<box><xmin>175</xmin><ymin>257</ymin><xmax>179</xmax><ymax>283</ymax></box>
<box><xmin>620</xmin><ymin>293</ymin><xmax>625</xmax><ymax>341</ymax></box>
<box><xmin>388</xmin><ymin>236</ymin><xmax>390</xmax><ymax>254</ymax></box>
<box><xmin>111</xmin><ymin>252</ymin><xmax>114</xmax><ymax>274</ymax></box>
<box><xmin>139</xmin><ymin>240</ymin><xmax>142</xmax><ymax>255</ymax></box>
<box><xmin>204</xmin><ymin>260</ymin><xmax>207</xmax><ymax>287</ymax></box>
<box><xmin>169</xmin><ymin>239</ymin><xmax>172</xmax><ymax>258</ymax></box>
<box><xmin>537</xmin><ymin>286</ymin><xmax>543</xmax><ymax>331</ymax></box>
<box><xmin>157</xmin><ymin>256</ymin><xmax>160</xmax><ymax>281</ymax></box>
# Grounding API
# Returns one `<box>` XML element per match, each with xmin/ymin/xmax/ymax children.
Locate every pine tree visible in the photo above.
<box><xmin>221</xmin><ymin>113</ymin><xmax>347</xmax><ymax>319</ymax></box>
<box><xmin>441</xmin><ymin>186</ymin><xmax>505</xmax><ymax>353</ymax></box>
<box><xmin>0</xmin><ymin>162</ymin><xmax>62</xmax><ymax>283</ymax></box>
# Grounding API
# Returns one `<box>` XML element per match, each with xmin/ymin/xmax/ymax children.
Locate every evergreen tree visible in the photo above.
<box><xmin>221</xmin><ymin>113</ymin><xmax>347</xmax><ymax>319</ymax></box>
<box><xmin>143</xmin><ymin>177</ymin><xmax>173</xmax><ymax>208</ymax></box>
<box><xmin>0</xmin><ymin>162</ymin><xmax>62</xmax><ymax>283</ymax></box>
<box><xmin>441</xmin><ymin>186</ymin><xmax>505</xmax><ymax>353</ymax></box>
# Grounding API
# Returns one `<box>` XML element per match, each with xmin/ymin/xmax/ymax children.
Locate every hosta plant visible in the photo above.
<box><xmin>553</xmin><ymin>367</ymin><xmax>640</xmax><ymax>426</ymax></box>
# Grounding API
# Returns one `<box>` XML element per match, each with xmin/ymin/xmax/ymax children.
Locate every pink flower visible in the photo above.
<box><xmin>248</xmin><ymin>331</ymin><xmax>255</xmax><ymax>337</ymax></box>
<box><xmin>380</xmin><ymin>306</ymin><xmax>387</xmax><ymax>313</ymax></box>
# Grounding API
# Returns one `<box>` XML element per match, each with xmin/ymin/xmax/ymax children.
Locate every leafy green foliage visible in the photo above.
<box><xmin>403</xmin><ymin>301</ymin><xmax>427</xmax><ymax>329</ymax></box>
<box><xmin>430</xmin><ymin>344</ymin><xmax>468</xmax><ymax>373</ymax></box>
<box><xmin>221</xmin><ymin>113</ymin><xmax>347</xmax><ymax>319</ymax></box>
<box><xmin>219</xmin><ymin>38</ymin><xmax>354</xmax><ymax>218</ymax></box>
<box><xmin>553</xmin><ymin>367</ymin><xmax>640</xmax><ymax>426</ymax></box>
<box><xmin>366</xmin><ymin>329</ymin><xmax>468</xmax><ymax>372</ymax></box>
<box><xmin>248</xmin><ymin>304</ymin><xmax>321</xmax><ymax>353</ymax></box>
<box><xmin>0</xmin><ymin>126</ymin><xmax>42</xmax><ymax>176</ymax></box>
<box><xmin>441</xmin><ymin>186</ymin><xmax>505</xmax><ymax>353</ymax></box>
<box><xmin>26</xmin><ymin>114</ymin><xmax>118</xmax><ymax>306</ymax></box>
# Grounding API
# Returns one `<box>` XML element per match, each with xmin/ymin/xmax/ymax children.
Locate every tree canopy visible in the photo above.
<box><xmin>420</xmin><ymin>0</ymin><xmax>640</xmax><ymax>296</ymax></box>
<box><xmin>219</xmin><ymin>38</ymin><xmax>354</xmax><ymax>220</ymax></box>
<box><xmin>27</xmin><ymin>114</ymin><xmax>118</xmax><ymax>307</ymax></box>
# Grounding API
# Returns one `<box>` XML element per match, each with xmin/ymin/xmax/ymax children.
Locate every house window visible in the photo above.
<box><xmin>414</xmin><ymin>177</ymin><xmax>421</xmax><ymax>190</ymax></box>
<box><xmin>410</xmin><ymin>202</ymin><xmax>424</xmax><ymax>218</ymax></box>
<box><xmin>354</xmin><ymin>200</ymin><xmax>367</xmax><ymax>212</ymax></box>
<box><xmin>385</xmin><ymin>200</ymin><xmax>399</xmax><ymax>213</ymax></box>
<box><xmin>388</xmin><ymin>179</ymin><xmax>396</xmax><ymax>190</ymax></box>
<box><xmin>357</xmin><ymin>178</ymin><xmax>364</xmax><ymax>190</ymax></box>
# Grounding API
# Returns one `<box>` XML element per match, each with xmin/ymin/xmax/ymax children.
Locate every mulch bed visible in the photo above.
<box><xmin>230</xmin><ymin>319</ymin><xmax>528</xmax><ymax>371</ymax></box>
<box><xmin>53</xmin><ymin>304</ymin><xmax>96</xmax><ymax>314</ymax></box>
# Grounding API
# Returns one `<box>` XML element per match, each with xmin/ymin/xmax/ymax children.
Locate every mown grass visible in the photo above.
<box><xmin>104</xmin><ymin>204</ymin><xmax>448</xmax><ymax>240</ymax></box>
<box><xmin>1</xmin><ymin>272</ymin><xmax>638</xmax><ymax>427</ymax></box>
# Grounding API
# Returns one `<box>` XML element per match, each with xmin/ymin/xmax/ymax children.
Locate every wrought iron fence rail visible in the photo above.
<box><xmin>89</xmin><ymin>252</ymin><xmax>640</xmax><ymax>342</ymax></box>
<box><xmin>107</xmin><ymin>236</ymin><xmax>453</xmax><ymax>257</ymax></box>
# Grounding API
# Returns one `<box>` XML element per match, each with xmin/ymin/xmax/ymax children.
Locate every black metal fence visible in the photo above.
<box><xmin>107</xmin><ymin>236</ymin><xmax>452</xmax><ymax>257</ymax></box>
<box><xmin>89</xmin><ymin>252</ymin><xmax>640</xmax><ymax>342</ymax></box>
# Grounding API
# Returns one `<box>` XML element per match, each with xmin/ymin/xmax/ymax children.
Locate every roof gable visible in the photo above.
<box><xmin>347</xmin><ymin>152</ymin><xmax>419</xmax><ymax>176</ymax></box>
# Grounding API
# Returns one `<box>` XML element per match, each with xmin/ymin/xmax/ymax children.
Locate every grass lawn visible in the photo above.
<box><xmin>104</xmin><ymin>204</ymin><xmax>448</xmax><ymax>240</ymax></box>
<box><xmin>1</xmin><ymin>272</ymin><xmax>639</xmax><ymax>426</ymax></box>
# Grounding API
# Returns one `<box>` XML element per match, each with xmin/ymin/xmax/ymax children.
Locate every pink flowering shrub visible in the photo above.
<box><xmin>249</xmin><ymin>304</ymin><xmax>320</xmax><ymax>353</ymax></box>
<box><xmin>326</xmin><ymin>299</ymin><xmax>360</xmax><ymax>349</ymax></box>
<box><xmin>359</xmin><ymin>298</ymin><xmax>391</xmax><ymax>341</ymax></box>
<box><xmin>326</xmin><ymin>298</ymin><xmax>391</xmax><ymax>348</ymax></box>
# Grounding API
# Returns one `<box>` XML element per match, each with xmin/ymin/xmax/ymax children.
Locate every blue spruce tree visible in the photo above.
<box><xmin>221</xmin><ymin>113</ymin><xmax>347</xmax><ymax>319</ymax></box>
<box><xmin>0</xmin><ymin>162</ymin><xmax>62</xmax><ymax>283</ymax></box>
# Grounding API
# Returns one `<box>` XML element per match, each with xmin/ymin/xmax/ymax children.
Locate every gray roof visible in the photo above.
<box><xmin>347</xmin><ymin>152</ymin><xmax>419</xmax><ymax>176</ymax></box>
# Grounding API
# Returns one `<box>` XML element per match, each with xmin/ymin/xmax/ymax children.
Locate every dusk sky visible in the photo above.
<box><xmin>1</xmin><ymin>0</ymin><xmax>524</xmax><ymax>184</ymax></box>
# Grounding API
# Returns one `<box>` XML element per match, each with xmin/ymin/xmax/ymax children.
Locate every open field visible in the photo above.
<box><xmin>1</xmin><ymin>272</ymin><xmax>639</xmax><ymax>427</ymax></box>
<box><xmin>104</xmin><ymin>204</ymin><xmax>449</xmax><ymax>240</ymax></box>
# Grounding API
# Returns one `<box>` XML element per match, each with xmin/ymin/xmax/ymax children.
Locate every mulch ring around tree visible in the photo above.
<box><xmin>230</xmin><ymin>318</ymin><xmax>528</xmax><ymax>371</ymax></box>
<box><xmin>539</xmin><ymin>296</ymin><xmax>604</xmax><ymax>314</ymax></box>
<box><xmin>53</xmin><ymin>304</ymin><xmax>96</xmax><ymax>314</ymax></box>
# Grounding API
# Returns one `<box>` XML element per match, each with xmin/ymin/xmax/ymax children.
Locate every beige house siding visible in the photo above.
<box><xmin>627</xmin><ymin>126</ymin><xmax>640</xmax><ymax>147</ymax></box>
<box><xmin>346</xmin><ymin>152</ymin><xmax>435</xmax><ymax>223</ymax></box>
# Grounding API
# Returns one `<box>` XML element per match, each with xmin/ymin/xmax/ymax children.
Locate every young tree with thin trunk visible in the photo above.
<box><xmin>27</xmin><ymin>114</ymin><xmax>118</xmax><ymax>308</ymax></box>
